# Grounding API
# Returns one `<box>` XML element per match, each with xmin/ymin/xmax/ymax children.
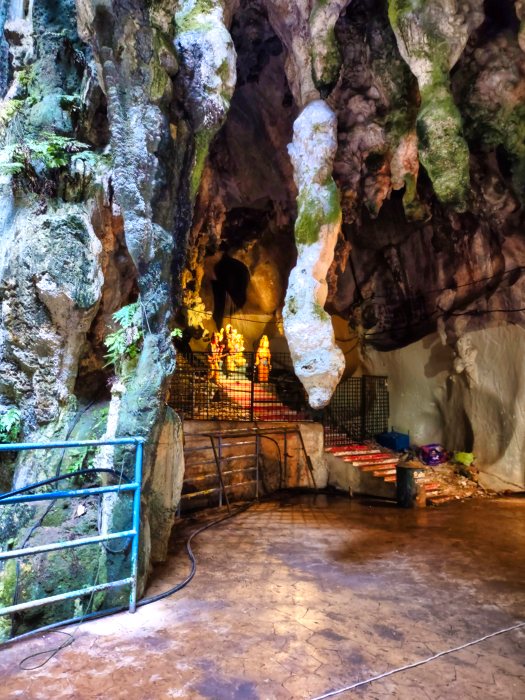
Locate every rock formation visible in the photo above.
<box><xmin>284</xmin><ymin>100</ymin><xmax>345</xmax><ymax>408</ymax></box>
<box><xmin>0</xmin><ymin>0</ymin><xmax>524</xmax><ymax>634</ymax></box>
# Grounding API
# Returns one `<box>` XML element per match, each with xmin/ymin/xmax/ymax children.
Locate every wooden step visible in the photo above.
<box><xmin>325</xmin><ymin>445</ymin><xmax>374</xmax><ymax>454</ymax></box>
<box><xmin>428</xmin><ymin>495</ymin><xmax>456</xmax><ymax>505</ymax></box>
<box><xmin>329</xmin><ymin>449</ymin><xmax>381</xmax><ymax>457</ymax></box>
<box><xmin>350</xmin><ymin>458</ymin><xmax>399</xmax><ymax>470</ymax></box>
<box><xmin>422</xmin><ymin>482</ymin><xmax>441</xmax><ymax>491</ymax></box>
<box><xmin>345</xmin><ymin>452</ymin><xmax>392</xmax><ymax>462</ymax></box>
<box><xmin>373</xmin><ymin>469</ymin><xmax>396</xmax><ymax>478</ymax></box>
<box><xmin>383</xmin><ymin>475</ymin><xmax>397</xmax><ymax>482</ymax></box>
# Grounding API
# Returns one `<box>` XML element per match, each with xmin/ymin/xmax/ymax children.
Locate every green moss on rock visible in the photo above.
<box><xmin>462</xmin><ymin>96</ymin><xmax>525</xmax><ymax>200</ymax></box>
<box><xmin>417</xmin><ymin>82</ymin><xmax>470</xmax><ymax>208</ymax></box>
<box><xmin>0</xmin><ymin>560</ymin><xmax>17</xmax><ymax>641</ymax></box>
<box><xmin>295</xmin><ymin>181</ymin><xmax>341</xmax><ymax>246</ymax></box>
<box><xmin>387</xmin><ymin>0</ymin><xmax>471</xmax><ymax>209</ymax></box>
<box><xmin>190</xmin><ymin>129</ymin><xmax>213</xmax><ymax>200</ymax></box>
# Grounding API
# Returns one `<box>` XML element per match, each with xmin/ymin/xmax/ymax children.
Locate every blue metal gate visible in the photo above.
<box><xmin>0</xmin><ymin>437</ymin><xmax>144</xmax><ymax>638</ymax></box>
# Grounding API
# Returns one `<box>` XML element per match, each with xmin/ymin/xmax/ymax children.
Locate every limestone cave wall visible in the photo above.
<box><xmin>0</xmin><ymin>0</ymin><xmax>524</xmax><ymax>634</ymax></box>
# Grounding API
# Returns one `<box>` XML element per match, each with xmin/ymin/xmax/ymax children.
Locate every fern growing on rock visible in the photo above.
<box><xmin>104</xmin><ymin>302</ymin><xmax>144</xmax><ymax>380</ymax></box>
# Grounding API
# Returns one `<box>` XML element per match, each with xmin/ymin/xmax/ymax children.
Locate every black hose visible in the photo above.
<box><xmin>0</xmin><ymin>500</ymin><xmax>254</xmax><ymax>648</ymax></box>
<box><xmin>139</xmin><ymin>501</ymin><xmax>253</xmax><ymax>605</ymax></box>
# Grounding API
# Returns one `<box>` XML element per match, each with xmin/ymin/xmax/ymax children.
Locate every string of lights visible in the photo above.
<box><xmin>178</xmin><ymin>263</ymin><xmax>524</xmax><ymax>343</ymax></box>
<box><xmin>355</xmin><ymin>264</ymin><xmax>525</xmax><ymax>301</ymax></box>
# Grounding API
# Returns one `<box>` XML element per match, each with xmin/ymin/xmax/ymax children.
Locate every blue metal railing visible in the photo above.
<box><xmin>0</xmin><ymin>437</ymin><xmax>144</xmax><ymax>630</ymax></box>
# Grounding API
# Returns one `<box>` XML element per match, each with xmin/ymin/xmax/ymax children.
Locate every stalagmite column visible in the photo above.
<box><xmin>283</xmin><ymin>100</ymin><xmax>345</xmax><ymax>409</ymax></box>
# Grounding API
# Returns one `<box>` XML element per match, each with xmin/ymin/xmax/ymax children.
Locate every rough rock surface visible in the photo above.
<box><xmin>0</xmin><ymin>204</ymin><xmax>102</xmax><ymax>432</ymax></box>
<box><xmin>364</xmin><ymin>326</ymin><xmax>525</xmax><ymax>491</ymax></box>
<box><xmin>388</xmin><ymin>0</ymin><xmax>484</xmax><ymax>208</ymax></box>
<box><xmin>175</xmin><ymin>0</ymin><xmax>237</xmax><ymax>199</ymax></box>
<box><xmin>283</xmin><ymin>100</ymin><xmax>345</xmax><ymax>408</ymax></box>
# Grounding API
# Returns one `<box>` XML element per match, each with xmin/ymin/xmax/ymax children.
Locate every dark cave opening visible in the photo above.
<box><xmin>211</xmin><ymin>255</ymin><xmax>251</xmax><ymax>327</ymax></box>
<box><xmin>186</xmin><ymin>0</ymin><xmax>298</xmax><ymax>340</ymax></box>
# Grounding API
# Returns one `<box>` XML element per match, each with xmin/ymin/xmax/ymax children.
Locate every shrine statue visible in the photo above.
<box><xmin>233</xmin><ymin>329</ymin><xmax>247</xmax><ymax>372</ymax></box>
<box><xmin>222</xmin><ymin>324</ymin><xmax>237</xmax><ymax>375</ymax></box>
<box><xmin>255</xmin><ymin>335</ymin><xmax>271</xmax><ymax>382</ymax></box>
<box><xmin>207</xmin><ymin>331</ymin><xmax>222</xmax><ymax>382</ymax></box>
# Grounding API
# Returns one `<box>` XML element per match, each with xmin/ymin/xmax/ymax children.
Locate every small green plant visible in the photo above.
<box><xmin>62</xmin><ymin>446</ymin><xmax>97</xmax><ymax>486</ymax></box>
<box><xmin>104</xmin><ymin>302</ymin><xmax>144</xmax><ymax>379</ymax></box>
<box><xmin>0</xmin><ymin>133</ymin><xmax>97</xmax><ymax>197</ymax></box>
<box><xmin>170</xmin><ymin>328</ymin><xmax>183</xmax><ymax>338</ymax></box>
<box><xmin>0</xmin><ymin>407</ymin><xmax>22</xmax><ymax>444</ymax></box>
<box><xmin>0</xmin><ymin>99</ymin><xmax>24</xmax><ymax>129</ymax></box>
<box><xmin>0</xmin><ymin>134</ymin><xmax>90</xmax><ymax>172</ymax></box>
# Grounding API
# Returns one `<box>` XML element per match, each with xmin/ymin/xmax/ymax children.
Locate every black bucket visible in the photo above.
<box><xmin>396</xmin><ymin>464</ymin><xmax>426</xmax><ymax>508</ymax></box>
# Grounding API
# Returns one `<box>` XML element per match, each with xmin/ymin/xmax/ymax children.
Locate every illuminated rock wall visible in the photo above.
<box><xmin>364</xmin><ymin>326</ymin><xmax>525</xmax><ymax>491</ymax></box>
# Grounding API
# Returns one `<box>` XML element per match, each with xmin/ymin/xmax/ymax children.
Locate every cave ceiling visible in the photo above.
<box><xmin>179</xmin><ymin>0</ymin><xmax>525</xmax><ymax>352</ymax></box>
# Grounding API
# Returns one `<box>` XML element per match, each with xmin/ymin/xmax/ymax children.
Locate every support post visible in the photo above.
<box><xmin>255</xmin><ymin>432</ymin><xmax>260</xmax><ymax>500</ymax></box>
<box><xmin>129</xmin><ymin>438</ymin><xmax>144</xmax><ymax>613</ymax></box>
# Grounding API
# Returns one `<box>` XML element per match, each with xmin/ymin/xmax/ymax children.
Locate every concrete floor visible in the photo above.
<box><xmin>1</xmin><ymin>494</ymin><xmax>524</xmax><ymax>699</ymax></box>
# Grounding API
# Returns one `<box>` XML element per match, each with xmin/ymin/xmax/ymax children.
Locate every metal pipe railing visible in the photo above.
<box><xmin>0</xmin><ymin>436</ymin><xmax>144</xmax><ymax>626</ymax></box>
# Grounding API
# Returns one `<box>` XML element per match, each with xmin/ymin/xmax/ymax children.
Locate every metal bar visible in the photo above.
<box><xmin>224</xmin><ymin>480</ymin><xmax>257</xmax><ymax>490</ymax></box>
<box><xmin>217</xmin><ymin>435</ymin><xmax>223</xmax><ymax>508</ymax></box>
<box><xmin>181</xmin><ymin>487</ymin><xmax>221</xmax><ymax>500</ymax></box>
<box><xmin>183</xmin><ymin>473</ymin><xmax>218</xmax><ymax>484</ymax></box>
<box><xmin>209</xmin><ymin>435</ymin><xmax>230</xmax><ymax>512</ymax></box>
<box><xmin>295</xmin><ymin>429</ymin><xmax>318</xmax><ymax>491</ymax></box>
<box><xmin>0</xmin><ymin>578</ymin><xmax>134</xmax><ymax>617</ymax></box>
<box><xmin>185</xmin><ymin>449</ymin><xmax>255</xmax><ymax>463</ymax></box>
<box><xmin>255</xmin><ymin>433</ymin><xmax>260</xmax><ymax>500</ymax></box>
<box><xmin>211</xmin><ymin>453</ymin><xmax>255</xmax><ymax>463</ymax></box>
<box><xmin>129</xmin><ymin>439</ymin><xmax>144</xmax><ymax>613</ymax></box>
<box><xmin>183</xmin><ymin>466</ymin><xmax>257</xmax><ymax>483</ymax></box>
<box><xmin>250</xmin><ymin>374</ymin><xmax>255</xmax><ymax>422</ymax></box>
<box><xmin>0</xmin><ymin>436</ymin><xmax>144</xmax><ymax>632</ymax></box>
<box><xmin>0</xmin><ymin>438</ymin><xmax>142</xmax><ymax>452</ymax></box>
<box><xmin>220</xmin><ymin>467</ymin><xmax>257</xmax><ymax>477</ymax></box>
<box><xmin>360</xmin><ymin>376</ymin><xmax>367</xmax><ymax>442</ymax></box>
<box><xmin>0</xmin><ymin>530</ymin><xmax>136</xmax><ymax>561</ymax></box>
<box><xmin>182</xmin><ymin>480</ymin><xmax>257</xmax><ymax>497</ymax></box>
<box><xmin>0</xmin><ymin>483</ymin><xmax>137</xmax><ymax>504</ymax></box>
<box><xmin>284</xmin><ymin>431</ymin><xmax>288</xmax><ymax>486</ymax></box>
<box><xmin>218</xmin><ymin>440</ymin><xmax>257</xmax><ymax>448</ymax></box>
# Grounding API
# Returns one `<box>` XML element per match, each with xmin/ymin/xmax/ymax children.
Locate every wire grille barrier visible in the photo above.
<box><xmin>168</xmin><ymin>353</ymin><xmax>388</xmax><ymax>444</ymax></box>
<box><xmin>321</xmin><ymin>376</ymin><xmax>389</xmax><ymax>446</ymax></box>
<box><xmin>168</xmin><ymin>352</ymin><xmax>314</xmax><ymax>423</ymax></box>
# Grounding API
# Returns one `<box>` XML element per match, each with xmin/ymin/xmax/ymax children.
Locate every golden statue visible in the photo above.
<box><xmin>222</xmin><ymin>324</ymin><xmax>237</xmax><ymax>375</ymax></box>
<box><xmin>255</xmin><ymin>335</ymin><xmax>271</xmax><ymax>382</ymax></box>
<box><xmin>207</xmin><ymin>331</ymin><xmax>222</xmax><ymax>382</ymax></box>
<box><xmin>233</xmin><ymin>329</ymin><xmax>247</xmax><ymax>371</ymax></box>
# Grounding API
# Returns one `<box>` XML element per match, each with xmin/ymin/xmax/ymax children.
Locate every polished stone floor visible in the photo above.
<box><xmin>1</xmin><ymin>494</ymin><xmax>524</xmax><ymax>699</ymax></box>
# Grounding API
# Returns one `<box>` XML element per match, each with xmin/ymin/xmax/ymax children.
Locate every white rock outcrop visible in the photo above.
<box><xmin>283</xmin><ymin>100</ymin><xmax>345</xmax><ymax>409</ymax></box>
<box><xmin>363</xmin><ymin>326</ymin><xmax>525</xmax><ymax>492</ymax></box>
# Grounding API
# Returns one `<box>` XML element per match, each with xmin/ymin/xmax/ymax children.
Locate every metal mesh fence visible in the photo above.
<box><xmin>169</xmin><ymin>352</ymin><xmax>314</xmax><ymax>422</ymax></box>
<box><xmin>168</xmin><ymin>352</ymin><xmax>388</xmax><ymax>443</ymax></box>
<box><xmin>362</xmin><ymin>375</ymin><xmax>390</xmax><ymax>439</ymax></box>
<box><xmin>322</xmin><ymin>377</ymin><xmax>362</xmax><ymax>445</ymax></box>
